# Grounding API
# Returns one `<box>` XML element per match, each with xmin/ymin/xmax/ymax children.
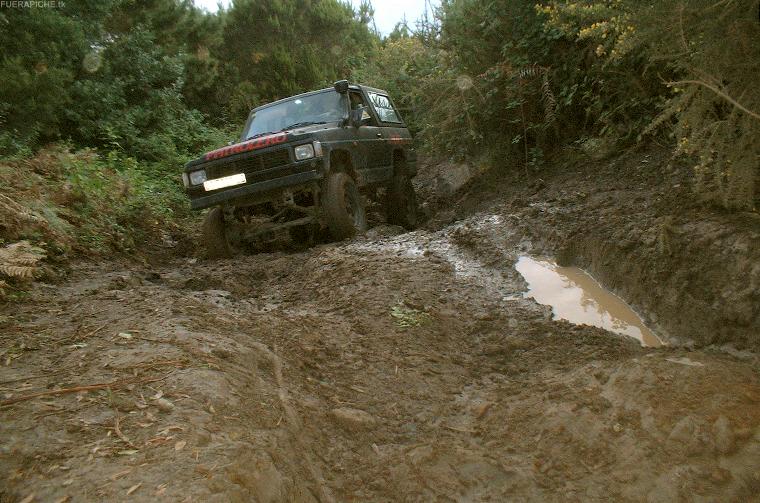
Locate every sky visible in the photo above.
<box><xmin>193</xmin><ymin>0</ymin><xmax>438</xmax><ymax>36</ymax></box>
<box><xmin>350</xmin><ymin>0</ymin><xmax>437</xmax><ymax>35</ymax></box>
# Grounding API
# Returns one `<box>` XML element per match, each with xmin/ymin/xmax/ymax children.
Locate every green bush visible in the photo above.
<box><xmin>0</xmin><ymin>0</ymin><xmax>377</xmax><ymax>160</ymax></box>
<box><xmin>353</xmin><ymin>0</ymin><xmax>757</xmax><ymax>211</ymax></box>
<box><xmin>0</xmin><ymin>147</ymin><xmax>193</xmax><ymax>257</ymax></box>
<box><xmin>61</xmin><ymin>150</ymin><xmax>186</xmax><ymax>251</ymax></box>
<box><xmin>542</xmin><ymin>0</ymin><xmax>759</xmax><ymax>210</ymax></box>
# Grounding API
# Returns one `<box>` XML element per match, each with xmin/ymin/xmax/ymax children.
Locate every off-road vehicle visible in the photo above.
<box><xmin>181</xmin><ymin>80</ymin><xmax>418</xmax><ymax>257</ymax></box>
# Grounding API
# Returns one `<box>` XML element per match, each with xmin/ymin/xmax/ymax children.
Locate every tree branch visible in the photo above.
<box><xmin>0</xmin><ymin>373</ymin><xmax>172</xmax><ymax>407</ymax></box>
<box><xmin>666</xmin><ymin>80</ymin><xmax>760</xmax><ymax>121</ymax></box>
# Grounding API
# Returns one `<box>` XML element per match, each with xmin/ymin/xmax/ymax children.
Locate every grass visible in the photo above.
<box><xmin>390</xmin><ymin>302</ymin><xmax>431</xmax><ymax>329</ymax></box>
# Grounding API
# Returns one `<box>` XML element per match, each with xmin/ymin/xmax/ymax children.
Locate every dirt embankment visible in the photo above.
<box><xmin>1</xmin><ymin>148</ymin><xmax>759</xmax><ymax>502</ymax></box>
<box><xmin>436</xmin><ymin>147</ymin><xmax>760</xmax><ymax>350</ymax></box>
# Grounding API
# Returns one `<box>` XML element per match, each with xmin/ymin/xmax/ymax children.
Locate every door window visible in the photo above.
<box><xmin>350</xmin><ymin>91</ymin><xmax>373</xmax><ymax>123</ymax></box>
<box><xmin>367</xmin><ymin>92</ymin><xmax>401</xmax><ymax>123</ymax></box>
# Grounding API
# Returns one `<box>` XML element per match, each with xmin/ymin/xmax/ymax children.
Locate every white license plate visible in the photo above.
<box><xmin>203</xmin><ymin>173</ymin><xmax>246</xmax><ymax>191</ymax></box>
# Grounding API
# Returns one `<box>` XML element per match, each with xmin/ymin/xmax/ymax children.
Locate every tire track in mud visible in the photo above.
<box><xmin>352</xmin><ymin>215</ymin><xmax>528</xmax><ymax>301</ymax></box>
<box><xmin>2</xmin><ymin>208</ymin><xmax>760</xmax><ymax>502</ymax></box>
<box><xmin>250</xmin><ymin>341</ymin><xmax>335</xmax><ymax>503</ymax></box>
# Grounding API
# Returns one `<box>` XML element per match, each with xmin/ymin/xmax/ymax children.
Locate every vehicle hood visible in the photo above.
<box><xmin>184</xmin><ymin>132</ymin><xmax>289</xmax><ymax>169</ymax></box>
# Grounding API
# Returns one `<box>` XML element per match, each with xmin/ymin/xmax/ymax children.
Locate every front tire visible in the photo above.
<box><xmin>322</xmin><ymin>172</ymin><xmax>368</xmax><ymax>240</ymax></box>
<box><xmin>202</xmin><ymin>207</ymin><xmax>235</xmax><ymax>259</ymax></box>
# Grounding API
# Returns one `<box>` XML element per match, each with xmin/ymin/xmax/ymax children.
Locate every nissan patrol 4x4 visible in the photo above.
<box><xmin>181</xmin><ymin>80</ymin><xmax>418</xmax><ymax>257</ymax></box>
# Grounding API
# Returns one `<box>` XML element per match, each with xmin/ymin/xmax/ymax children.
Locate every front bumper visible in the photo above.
<box><xmin>188</xmin><ymin>169</ymin><xmax>322</xmax><ymax>210</ymax></box>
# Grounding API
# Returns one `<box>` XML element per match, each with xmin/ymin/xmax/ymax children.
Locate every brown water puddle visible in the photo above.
<box><xmin>516</xmin><ymin>256</ymin><xmax>662</xmax><ymax>347</ymax></box>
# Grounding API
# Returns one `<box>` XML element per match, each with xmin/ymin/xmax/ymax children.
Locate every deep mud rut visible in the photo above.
<box><xmin>3</xmin><ymin>158</ymin><xmax>760</xmax><ymax>502</ymax></box>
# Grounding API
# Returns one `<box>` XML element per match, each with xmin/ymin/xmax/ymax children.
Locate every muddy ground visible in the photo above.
<box><xmin>2</xmin><ymin>149</ymin><xmax>760</xmax><ymax>502</ymax></box>
<box><xmin>440</xmin><ymin>148</ymin><xmax>760</xmax><ymax>349</ymax></box>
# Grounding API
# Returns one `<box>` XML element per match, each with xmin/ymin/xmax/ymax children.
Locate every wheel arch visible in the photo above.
<box><xmin>328</xmin><ymin>148</ymin><xmax>359</xmax><ymax>182</ymax></box>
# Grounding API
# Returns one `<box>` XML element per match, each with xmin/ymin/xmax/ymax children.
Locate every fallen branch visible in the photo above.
<box><xmin>0</xmin><ymin>372</ymin><xmax>172</xmax><ymax>407</ymax></box>
<box><xmin>0</xmin><ymin>368</ymin><xmax>75</xmax><ymax>385</ymax></box>
<box><xmin>82</xmin><ymin>322</ymin><xmax>109</xmax><ymax>338</ymax></box>
<box><xmin>116</xmin><ymin>359</ymin><xmax>187</xmax><ymax>371</ymax></box>
<box><xmin>114</xmin><ymin>414</ymin><xmax>136</xmax><ymax>448</ymax></box>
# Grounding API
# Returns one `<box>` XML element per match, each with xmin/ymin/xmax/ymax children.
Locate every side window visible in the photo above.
<box><xmin>349</xmin><ymin>91</ymin><xmax>373</xmax><ymax>122</ymax></box>
<box><xmin>367</xmin><ymin>92</ymin><xmax>401</xmax><ymax>123</ymax></box>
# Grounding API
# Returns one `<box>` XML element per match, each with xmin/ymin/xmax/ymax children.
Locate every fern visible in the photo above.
<box><xmin>0</xmin><ymin>241</ymin><xmax>46</xmax><ymax>281</ymax></box>
<box><xmin>516</xmin><ymin>65</ymin><xmax>557</xmax><ymax>125</ymax></box>
<box><xmin>0</xmin><ymin>265</ymin><xmax>35</xmax><ymax>279</ymax></box>
<box><xmin>641</xmin><ymin>86</ymin><xmax>697</xmax><ymax>140</ymax></box>
<box><xmin>0</xmin><ymin>193</ymin><xmax>45</xmax><ymax>225</ymax></box>
<box><xmin>541</xmin><ymin>72</ymin><xmax>557</xmax><ymax>125</ymax></box>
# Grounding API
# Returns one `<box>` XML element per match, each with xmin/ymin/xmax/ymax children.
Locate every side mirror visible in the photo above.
<box><xmin>349</xmin><ymin>106</ymin><xmax>371</xmax><ymax>128</ymax></box>
<box><xmin>333</xmin><ymin>80</ymin><xmax>349</xmax><ymax>94</ymax></box>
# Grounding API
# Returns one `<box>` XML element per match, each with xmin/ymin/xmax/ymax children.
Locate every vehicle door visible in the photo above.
<box><xmin>348</xmin><ymin>90</ymin><xmax>387</xmax><ymax>185</ymax></box>
<box><xmin>365</xmin><ymin>90</ymin><xmax>406</xmax><ymax>177</ymax></box>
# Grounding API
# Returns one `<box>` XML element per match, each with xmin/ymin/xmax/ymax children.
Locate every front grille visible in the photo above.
<box><xmin>206</xmin><ymin>148</ymin><xmax>291</xmax><ymax>179</ymax></box>
<box><xmin>261</xmin><ymin>149</ymin><xmax>290</xmax><ymax>170</ymax></box>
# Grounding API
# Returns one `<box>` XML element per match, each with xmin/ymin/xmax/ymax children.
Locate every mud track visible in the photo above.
<box><xmin>2</xmin><ymin>153</ymin><xmax>760</xmax><ymax>502</ymax></box>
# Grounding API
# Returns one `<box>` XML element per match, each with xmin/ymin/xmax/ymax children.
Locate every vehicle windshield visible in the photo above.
<box><xmin>243</xmin><ymin>90</ymin><xmax>345</xmax><ymax>140</ymax></box>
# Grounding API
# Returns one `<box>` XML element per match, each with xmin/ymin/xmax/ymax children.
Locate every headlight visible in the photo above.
<box><xmin>294</xmin><ymin>144</ymin><xmax>315</xmax><ymax>161</ymax></box>
<box><xmin>181</xmin><ymin>172</ymin><xmax>190</xmax><ymax>188</ymax></box>
<box><xmin>189</xmin><ymin>170</ymin><xmax>207</xmax><ymax>186</ymax></box>
<box><xmin>313</xmin><ymin>141</ymin><xmax>323</xmax><ymax>157</ymax></box>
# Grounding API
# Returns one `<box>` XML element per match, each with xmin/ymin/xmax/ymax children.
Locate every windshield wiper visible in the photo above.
<box><xmin>280</xmin><ymin>121</ymin><xmax>327</xmax><ymax>131</ymax></box>
<box><xmin>245</xmin><ymin>131</ymin><xmax>277</xmax><ymax>141</ymax></box>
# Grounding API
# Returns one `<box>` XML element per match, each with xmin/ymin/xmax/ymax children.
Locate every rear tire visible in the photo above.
<box><xmin>202</xmin><ymin>207</ymin><xmax>234</xmax><ymax>259</ymax></box>
<box><xmin>386</xmin><ymin>175</ymin><xmax>418</xmax><ymax>229</ymax></box>
<box><xmin>322</xmin><ymin>172</ymin><xmax>367</xmax><ymax>240</ymax></box>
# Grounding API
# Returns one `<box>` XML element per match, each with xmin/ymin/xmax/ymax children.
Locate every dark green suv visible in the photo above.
<box><xmin>182</xmin><ymin>80</ymin><xmax>418</xmax><ymax>257</ymax></box>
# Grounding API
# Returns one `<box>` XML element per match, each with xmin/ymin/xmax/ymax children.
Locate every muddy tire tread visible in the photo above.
<box><xmin>202</xmin><ymin>207</ymin><xmax>233</xmax><ymax>259</ymax></box>
<box><xmin>323</xmin><ymin>172</ymin><xmax>367</xmax><ymax>240</ymax></box>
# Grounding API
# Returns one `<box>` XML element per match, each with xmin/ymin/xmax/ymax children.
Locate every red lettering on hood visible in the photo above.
<box><xmin>204</xmin><ymin>133</ymin><xmax>288</xmax><ymax>161</ymax></box>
